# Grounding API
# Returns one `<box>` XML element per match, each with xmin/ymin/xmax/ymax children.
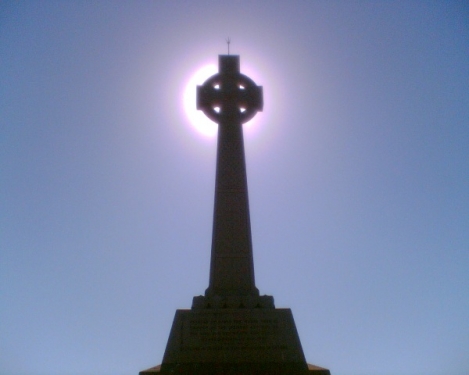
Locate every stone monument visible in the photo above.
<box><xmin>140</xmin><ymin>54</ymin><xmax>330</xmax><ymax>375</ymax></box>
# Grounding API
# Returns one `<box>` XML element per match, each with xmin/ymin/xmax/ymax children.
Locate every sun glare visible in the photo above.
<box><xmin>183</xmin><ymin>64</ymin><xmax>218</xmax><ymax>137</ymax></box>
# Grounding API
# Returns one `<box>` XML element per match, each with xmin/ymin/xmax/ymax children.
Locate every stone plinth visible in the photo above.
<box><xmin>139</xmin><ymin>308</ymin><xmax>329</xmax><ymax>375</ymax></box>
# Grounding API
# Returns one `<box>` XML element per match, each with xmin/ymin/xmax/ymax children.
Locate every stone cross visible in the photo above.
<box><xmin>197</xmin><ymin>55</ymin><xmax>263</xmax><ymax>299</ymax></box>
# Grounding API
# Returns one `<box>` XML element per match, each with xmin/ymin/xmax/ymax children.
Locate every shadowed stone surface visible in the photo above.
<box><xmin>140</xmin><ymin>55</ymin><xmax>330</xmax><ymax>375</ymax></box>
<box><xmin>198</xmin><ymin>55</ymin><xmax>261</xmax><ymax>299</ymax></box>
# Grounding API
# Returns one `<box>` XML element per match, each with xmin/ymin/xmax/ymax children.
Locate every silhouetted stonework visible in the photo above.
<box><xmin>139</xmin><ymin>55</ymin><xmax>330</xmax><ymax>375</ymax></box>
<box><xmin>200</xmin><ymin>56</ymin><xmax>261</xmax><ymax>298</ymax></box>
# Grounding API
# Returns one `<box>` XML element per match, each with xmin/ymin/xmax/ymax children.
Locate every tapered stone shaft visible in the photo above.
<box><xmin>207</xmin><ymin>115</ymin><xmax>257</xmax><ymax>296</ymax></box>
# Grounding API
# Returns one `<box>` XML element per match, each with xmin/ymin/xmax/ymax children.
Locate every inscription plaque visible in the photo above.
<box><xmin>183</xmin><ymin>316</ymin><xmax>283</xmax><ymax>349</ymax></box>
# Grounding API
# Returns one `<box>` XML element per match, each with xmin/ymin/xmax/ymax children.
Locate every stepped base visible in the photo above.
<box><xmin>140</xmin><ymin>363</ymin><xmax>330</xmax><ymax>375</ymax></box>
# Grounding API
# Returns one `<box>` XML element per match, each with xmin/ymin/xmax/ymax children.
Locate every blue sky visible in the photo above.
<box><xmin>1</xmin><ymin>2</ymin><xmax>468</xmax><ymax>375</ymax></box>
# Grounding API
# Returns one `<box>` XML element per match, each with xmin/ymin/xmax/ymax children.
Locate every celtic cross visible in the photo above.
<box><xmin>197</xmin><ymin>55</ymin><xmax>263</xmax><ymax>124</ymax></box>
<box><xmin>196</xmin><ymin>55</ymin><xmax>264</xmax><ymax>300</ymax></box>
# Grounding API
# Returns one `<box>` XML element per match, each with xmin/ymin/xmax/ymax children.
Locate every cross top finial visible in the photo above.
<box><xmin>226</xmin><ymin>37</ymin><xmax>231</xmax><ymax>55</ymax></box>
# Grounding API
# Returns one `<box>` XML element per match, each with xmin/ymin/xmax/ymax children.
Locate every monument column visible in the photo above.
<box><xmin>139</xmin><ymin>54</ymin><xmax>330</xmax><ymax>375</ymax></box>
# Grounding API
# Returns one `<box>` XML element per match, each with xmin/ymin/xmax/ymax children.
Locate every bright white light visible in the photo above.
<box><xmin>183</xmin><ymin>64</ymin><xmax>218</xmax><ymax>137</ymax></box>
